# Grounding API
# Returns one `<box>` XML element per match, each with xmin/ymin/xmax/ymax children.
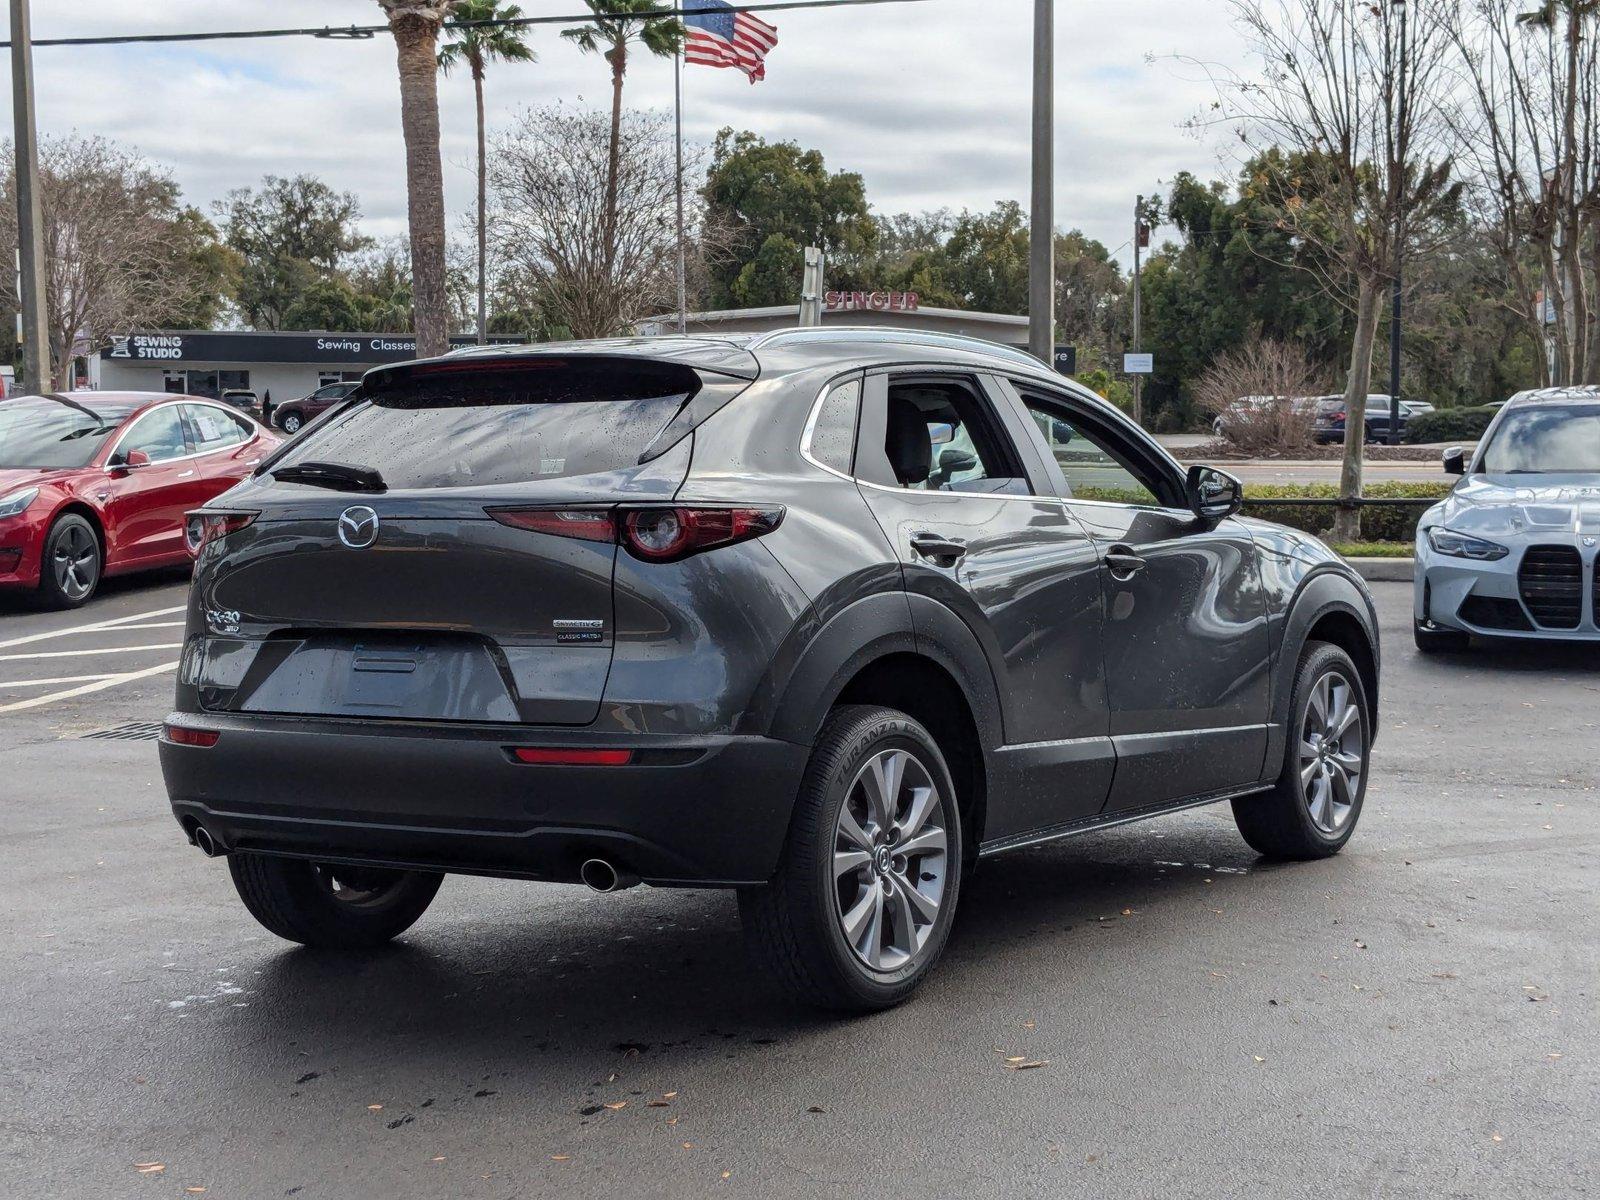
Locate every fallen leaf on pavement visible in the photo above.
<box><xmin>133</xmin><ymin>1163</ymin><xmax>165</xmax><ymax>1175</ymax></box>
<box><xmin>1006</xmin><ymin>1060</ymin><xmax>1048</xmax><ymax>1071</ymax></box>
<box><xmin>603</xmin><ymin>1101</ymin><xmax>627</xmax><ymax>1111</ymax></box>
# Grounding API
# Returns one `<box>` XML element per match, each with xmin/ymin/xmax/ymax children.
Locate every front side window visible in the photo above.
<box><xmin>1478</xmin><ymin>404</ymin><xmax>1600</xmax><ymax>474</ymax></box>
<box><xmin>119</xmin><ymin>407</ymin><xmax>190</xmax><ymax>464</ymax></box>
<box><xmin>1015</xmin><ymin>389</ymin><xmax>1166</xmax><ymax>506</ymax></box>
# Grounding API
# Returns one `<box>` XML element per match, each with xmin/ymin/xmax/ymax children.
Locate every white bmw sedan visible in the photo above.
<box><xmin>1414</xmin><ymin>386</ymin><xmax>1600</xmax><ymax>651</ymax></box>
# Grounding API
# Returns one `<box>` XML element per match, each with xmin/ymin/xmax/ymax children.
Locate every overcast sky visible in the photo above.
<box><xmin>17</xmin><ymin>1</ymin><xmax>1250</xmax><ymax>268</ymax></box>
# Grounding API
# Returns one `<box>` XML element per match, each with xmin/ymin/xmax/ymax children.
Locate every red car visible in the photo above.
<box><xmin>0</xmin><ymin>392</ymin><xmax>280</xmax><ymax>608</ymax></box>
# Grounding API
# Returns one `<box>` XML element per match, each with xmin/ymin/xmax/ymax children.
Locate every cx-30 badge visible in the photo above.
<box><xmin>338</xmin><ymin>506</ymin><xmax>380</xmax><ymax>549</ymax></box>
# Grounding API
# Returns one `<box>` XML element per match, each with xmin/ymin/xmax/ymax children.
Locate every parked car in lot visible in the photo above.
<box><xmin>162</xmin><ymin>331</ymin><xmax>1381</xmax><ymax>1010</ymax></box>
<box><xmin>0</xmin><ymin>392</ymin><xmax>279</xmax><ymax>608</ymax></box>
<box><xmin>1312</xmin><ymin>394</ymin><xmax>1414</xmax><ymax>443</ymax></box>
<box><xmin>220</xmin><ymin>389</ymin><xmax>261</xmax><ymax>416</ymax></box>
<box><xmin>272</xmin><ymin>381</ymin><xmax>361</xmax><ymax>435</ymax></box>
<box><xmin>1210</xmin><ymin>393</ymin><xmax>1318</xmax><ymax>438</ymax></box>
<box><xmin>1414</xmin><ymin>384</ymin><xmax>1600</xmax><ymax>650</ymax></box>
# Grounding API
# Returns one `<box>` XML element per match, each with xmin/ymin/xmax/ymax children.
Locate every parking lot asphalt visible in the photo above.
<box><xmin>2</xmin><ymin>579</ymin><xmax>1596</xmax><ymax>1199</ymax></box>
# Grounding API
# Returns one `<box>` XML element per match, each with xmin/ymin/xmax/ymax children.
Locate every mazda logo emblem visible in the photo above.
<box><xmin>337</xmin><ymin>506</ymin><xmax>380</xmax><ymax>549</ymax></box>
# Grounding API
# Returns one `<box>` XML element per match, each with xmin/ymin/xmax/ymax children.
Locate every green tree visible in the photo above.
<box><xmin>216</xmin><ymin>174</ymin><xmax>370</xmax><ymax>329</ymax></box>
<box><xmin>702</xmin><ymin>129</ymin><xmax>877</xmax><ymax>306</ymax></box>
<box><xmin>562</xmin><ymin>1</ymin><xmax>681</xmax><ymax>266</ymax></box>
<box><xmin>439</xmin><ymin>0</ymin><xmax>535</xmax><ymax>344</ymax></box>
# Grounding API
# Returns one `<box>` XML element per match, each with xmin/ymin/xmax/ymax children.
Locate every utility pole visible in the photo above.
<box><xmin>1132</xmin><ymin>194</ymin><xmax>1144</xmax><ymax>427</ymax></box>
<box><xmin>10</xmin><ymin>0</ymin><xmax>50</xmax><ymax>394</ymax></box>
<box><xmin>1387</xmin><ymin>0</ymin><xmax>1407</xmax><ymax>444</ymax></box>
<box><xmin>1027</xmin><ymin>0</ymin><xmax>1053</xmax><ymax>364</ymax></box>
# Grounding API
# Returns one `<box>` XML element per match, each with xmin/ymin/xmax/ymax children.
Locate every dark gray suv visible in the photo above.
<box><xmin>161</xmin><ymin>330</ymin><xmax>1381</xmax><ymax>1010</ymax></box>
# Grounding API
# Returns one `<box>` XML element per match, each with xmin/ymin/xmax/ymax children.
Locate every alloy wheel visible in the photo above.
<box><xmin>832</xmin><ymin>748</ymin><xmax>950</xmax><ymax>971</ymax></box>
<box><xmin>1299</xmin><ymin>670</ymin><xmax>1364</xmax><ymax>834</ymax></box>
<box><xmin>52</xmin><ymin>524</ymin><xmax>99</xmax><ymax>601</ymax></box>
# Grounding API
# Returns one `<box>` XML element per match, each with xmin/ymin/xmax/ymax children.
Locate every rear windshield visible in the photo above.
<box><xmin>0</xmin><ymin>397</ymin><xmax>136</xmax><ymax>469</ymax></box>
<box><xmin>272</xmin><ymin>360</ymin><xmax>696</xmax><ymax>489</ymax></box>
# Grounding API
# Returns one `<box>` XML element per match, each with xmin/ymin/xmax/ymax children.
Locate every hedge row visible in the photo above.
<box><xmin>1075</xmin><ymin>480</ymin><xmax>1452</xmax><ymax>541</ymax></box>
<box><xmin>1244</xmin><ymin>481</ymin><xmax>1450</xmax><ymax>541</ymax></box>
<box><xmin>1403</xmin><ymin>406</ymin><xmax>1499</xmax><ymax>444</ymax></box>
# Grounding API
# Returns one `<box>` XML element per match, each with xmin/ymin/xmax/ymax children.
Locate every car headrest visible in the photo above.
<box><xmin>886</xmin><ymin>397</ymin><xmax>931</xmax><ymax>486</ymax></box>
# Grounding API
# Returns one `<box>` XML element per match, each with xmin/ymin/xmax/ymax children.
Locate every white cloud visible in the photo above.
<box><xmin>19</xmin><ymin>0</ymin><xmax>1252</xmax><ymax>266</ymax></box>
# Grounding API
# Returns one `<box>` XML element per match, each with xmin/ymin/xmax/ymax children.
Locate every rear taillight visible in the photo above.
<box><xmin>184</xmin><ymin>511</ymin><xmax>257</xmax><ymax>558</ymax></box>
<box><xmin>163</xmin><ymin>723</ymin><xmax>220</xmax><ymax>748</ymax></box>
<box><xmin>488</xmin><ymin>505</ymin><xmax>783</xmax><ymax>563</ymax></box>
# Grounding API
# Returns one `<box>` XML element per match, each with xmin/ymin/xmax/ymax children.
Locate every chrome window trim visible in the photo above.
<box><xmin>799</xmin><ymin>368</ymin><xmax>1198</xmax><ymax>517</ymax></box>
<box><xmin>105</xmin><ymin>398</ymin><xmax>262</xmax><ymax>469</ymax></box>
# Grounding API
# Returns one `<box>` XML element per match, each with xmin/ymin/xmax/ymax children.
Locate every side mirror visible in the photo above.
<box><xmin>114</xmin><ymin>448</ymin><xmax>152</xmax><ymax>470</ymax></box>
<box><xmin>1050</xmin><ymin>418</ymin><xmax>1075</xmax><ymax>445</ymax></box>
<box><xmin>928</xmin><ymin>422</ymin><xmax>955</xmax><ymax>446</ymax></box>
<box><xmin>938</xmin><ymin>447</ymin><xmax>978</xmax><ymax>474</ymax></box>
<box><xmin>1186</xmin><ymin>464</ymin><xmax>1243</xmax><ymax>523</ymax></box>
<box><xmin>1442</xmin><ymin>447</ymin><xmax>1465</xmax><ymax>476</ymax></box>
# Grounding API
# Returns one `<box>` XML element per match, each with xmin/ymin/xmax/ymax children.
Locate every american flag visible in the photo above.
<box><xmin>683</xmin><ymin>0</ymin><xmax>779</xmax><ymax>83</ymax></box>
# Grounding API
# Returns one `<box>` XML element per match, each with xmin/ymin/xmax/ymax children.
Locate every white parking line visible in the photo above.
<box><xmin>0</xmin><ymin>673</ymin><xmax>118</xmax><ymax>689</ymax></box>
<box><xmin>0</xmin><ymin>605</ymin><xmax>187</xmax><ymax>651</ymax></box>
<box><xmin>0</xmin><ymin>643</ymin><xmax>184</xmax><ymax>662</ymax></box>
<box><xmin>0</xmin><ymin>660</ymin><xmax>180</xmax><ymax>715</ymax></box>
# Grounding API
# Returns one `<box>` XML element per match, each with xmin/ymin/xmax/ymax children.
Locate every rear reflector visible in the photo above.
<box><xmin>163</xmin><ymin>724</ymin><xmax>220</xmax><ymax>748</ymax></box>
<box><xmin>511</xmin><ymin>747</ymin><xmax>633</xmax><ymax>766</ymax></box>
<box><xmin>488</xmin><ymin>508</ymin><xmax>617</xmax><ymax>542</ymax></box>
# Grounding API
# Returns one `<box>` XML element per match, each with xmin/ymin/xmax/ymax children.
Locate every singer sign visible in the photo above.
<box><xmin>823</xmin><ymin>291</ymin><xmax>920</xmax><ymax>313</ymax></box>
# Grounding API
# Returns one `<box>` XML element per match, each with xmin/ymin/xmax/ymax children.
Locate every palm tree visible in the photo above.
<box><xmin>378</xmin><ymin>0</ymin><xmax>459</xmax><ymax>358</ymax></box>
<box><xmin>440</xmin><ymin>0</ymin><xmax>535</xmax><ymax>345</ymax></box>
<box><xmin>561</xmin><ymin>1</ymin><xmax>682</xmax><ymax>264</ymax></box>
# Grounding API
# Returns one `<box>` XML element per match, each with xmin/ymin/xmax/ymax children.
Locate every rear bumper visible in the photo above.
<box><xmin>160</xmin><ymin>713</ymin><xmax>810</xmax><ymax>886</ymax></box>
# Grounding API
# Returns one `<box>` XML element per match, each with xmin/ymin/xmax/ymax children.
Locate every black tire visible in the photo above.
<box><xmin>36</xmin><ymin>513</ymin><xmax>102</xmax><ymax>609</ymax></box>
<box><xmin>740</xmin><ymin>705</ymin><xmax>964</xmax><ymax>1011</ymax></box>
<box><xmin>279</xmin><ymin>412</ymin><xmax>303</xmax><ymax>434</ymax></box>
<box><xmin>227</xmin><ymin>853</ymin><xmax>443</xmax><ymax>949</ymax></box>
<box><xmin>1414</xmin><ymin>619</ymin><xmax>1470</xmax><ymax>653</ymax></box>
<box><xmin>1232</xmin><ymin>641</ymin><xmax>1371</xmax><ymax>860</ymax></box>
<box><xmin>1363</xmin><ymin>422</ymin><xmax>1375</xmax><ymax>443</ymax></box>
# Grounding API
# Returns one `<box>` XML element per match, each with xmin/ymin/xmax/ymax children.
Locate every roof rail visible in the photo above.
<box><xmin>749</xmin><ymin>326</ymin><xmax>1049</xmax><ymax>372</ymax></box>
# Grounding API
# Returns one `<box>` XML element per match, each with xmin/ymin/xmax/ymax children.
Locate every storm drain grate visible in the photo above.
<box><xmin>81</xmin><ymin>721</ymin><xmax>164</xmax><ymax>742</ymax></box>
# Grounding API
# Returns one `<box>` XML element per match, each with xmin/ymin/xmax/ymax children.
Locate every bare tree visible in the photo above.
<box><xmin>379</xmin><ymin>0</ymin><xmax>459</xmax><ymax>358</ymax></box>
<box><xmin>0</xmin><ymin>136</ymin><xmax>213</xmax><ymax>388</ymax></box>
<box><xmin>1199</xmin><ymin>0</ymin><xmax>1460</xmax><ymax>539</ymax></box>
<box><xmin>1451</xmin><ymin>1</ymin><xmax>1599</xmax><ymax>386</ymax></box>
<box><xmin>488</xmin><ymin>104</ymin><xmax>721</xmax><ymax>339</ymax></box>
<box><xmin>1195</xmin><ymin>338</ymin><xmax>1326</xmax><ymax>454</ymax></box>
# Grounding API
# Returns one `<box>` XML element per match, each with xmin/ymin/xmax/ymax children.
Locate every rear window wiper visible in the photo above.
<box><xmin>270</xmin><ymin>460</ymin><xmax>387</xmax><ymax>493</ymax></box>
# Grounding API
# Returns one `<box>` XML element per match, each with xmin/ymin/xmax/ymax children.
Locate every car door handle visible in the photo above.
<box><xmin>910</xmin><ymin>531</ymin><xmax>968</xmax><ymax>562</ymax></box>
<box><xmin>1104</xmin><ymin>545</ymin><xmax>1147</xmax><ymax>579</ymax></box>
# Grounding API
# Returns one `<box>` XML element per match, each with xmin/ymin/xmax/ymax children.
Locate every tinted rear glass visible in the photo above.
<box><xmin>273</xmin><ymin>360</ymin><xmax>697</xmax><ymax>489</ymax></box>
<box><xmin>0</xmin><ymin>397</ymin><xmax>136</xmax><ymax>469</ymax></box>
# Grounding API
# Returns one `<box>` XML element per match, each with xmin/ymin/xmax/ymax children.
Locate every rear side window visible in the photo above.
<box><xmin>185</xmin><ymin>404</ymin><xmax>251</xmax><ymax>452</ymax></box>
<box><xmin>274</xmin><ymin>360</ymin><xmax>697</xmax><ymax>489</ymax></box>
<box><xmin>808</xmin><ymin>379</ymin><xmax>860</xmax><ymax>474</ymax></box>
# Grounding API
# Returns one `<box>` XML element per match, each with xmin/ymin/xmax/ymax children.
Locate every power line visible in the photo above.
<box><xmin>0</xmin><ymin>0</ymin><xmax>930</xmax><ymax>50</ymax></box>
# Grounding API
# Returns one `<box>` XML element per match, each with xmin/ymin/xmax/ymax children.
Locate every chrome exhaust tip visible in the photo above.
<box><xmin>192</xmin><ymin>826</ymin><xmax>223</xmax><ymax>858</ymax></box>
<box><xmin>579</xmin><ymin>858</ymin><xmax>638</xmax><ymax>893</ymax></box>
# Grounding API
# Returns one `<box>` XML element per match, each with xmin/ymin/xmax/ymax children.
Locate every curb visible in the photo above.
<box><xmin>1346</xmin><ymin>557</ymin><xmax>1413</xmax><ymax>583</ymax></box>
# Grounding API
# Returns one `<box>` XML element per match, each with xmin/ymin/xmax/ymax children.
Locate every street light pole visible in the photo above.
<box><xmin>1027</xmin><ymin>0</ymin><xmax>1054</xmax><ymax>364</ymax></box>
<box><xmin>10</xmin><ymin>0</ymin><xmax>50</xmax><ymax>395</ymax></box>
<box><xmin>1132</xmin><ymin>194</ymin><xmax>1144</xmax><ymax>428</ymax></box>
<box><xmin>1387</xmin><ymin>0</ymin><xmax>1407</xmax><ymax>445</ymax></box>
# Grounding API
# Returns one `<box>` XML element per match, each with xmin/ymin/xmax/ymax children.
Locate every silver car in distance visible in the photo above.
<box><xmin>1414</xmin><ymin>385</ymin><xmax>1600</xmax><ymax>650</ymax></box>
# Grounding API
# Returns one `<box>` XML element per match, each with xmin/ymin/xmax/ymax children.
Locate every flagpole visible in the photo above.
<box><xmin>674</xmin><ymin>40</ymin><xmax>688</xmax><ymax>336</ymax></box>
